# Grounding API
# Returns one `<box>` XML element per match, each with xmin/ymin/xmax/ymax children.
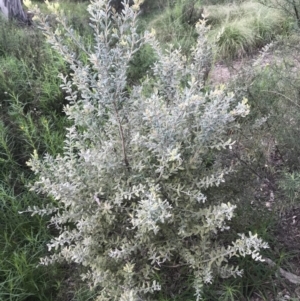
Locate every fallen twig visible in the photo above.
<box><xmin>264</xmin><ymin>257</ymin><xmax>300</xmax><ymax>284</ymax></box>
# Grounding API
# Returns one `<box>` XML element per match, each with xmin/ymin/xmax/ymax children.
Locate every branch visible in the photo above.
<box><xmin>233</xmin><ymin>150</ymin><xmax>276</xmax><ymax>190</ymax></box>
<box><xmin>264</xmin><ymin>257</ymin><xmax>300</xmax><ymax>284</ymax></box>
<box><xmin>112</xmin><ymin>99</ymin><xmax>130</xmax><ymax>170</ymax></box>
<box><xmin>261</xmin><ymin>89</ymin><xmax>300</xmax><ymax>109</ymax></box>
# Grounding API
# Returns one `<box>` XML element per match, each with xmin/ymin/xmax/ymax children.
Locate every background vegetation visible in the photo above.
<box><xmin>1</xmin><ymin>0</ymin><xmax>300</xmax><ymax>300</ymax></box>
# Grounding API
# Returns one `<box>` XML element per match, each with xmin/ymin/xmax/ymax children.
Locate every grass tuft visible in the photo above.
<box><xmin>214</xmin><ymin>22</ymin><xmax>255</xmax><ymax>59</ymax></box>
<box><xmin>207</xmin><ymin>1</ymin><xmax>289</xmax><ymax>59</ymax></box>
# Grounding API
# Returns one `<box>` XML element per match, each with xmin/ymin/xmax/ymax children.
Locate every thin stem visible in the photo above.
<box><xmin>112</xmin><ymin>99</ymin><xmax>130</xmax><ymax>170</ymax></box>
<box><xmin>161</xmin><ymin>263</ymin><xmax>188</xmax><ymax>268</ymax></box>
<box><xmin>233</xmin><ymin>150</ymin><xmax>276</xmax><ymax>190</ymax></box>
<box><xmin>261</xmin><ymin>89</ymin><xmax>300</xmax><ymax>109</ymax></box>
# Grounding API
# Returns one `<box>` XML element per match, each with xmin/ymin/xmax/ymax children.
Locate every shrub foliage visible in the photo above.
<box><xmin>27</xmin><ymin>1</ymin><xmax>268</xmax><ymax>300</ymax></box>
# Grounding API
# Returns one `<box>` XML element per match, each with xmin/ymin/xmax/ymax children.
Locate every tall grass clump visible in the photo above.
<box><xmin>207</xmin><ymin>1</ymin><xmax>289</xmax><ymax>59</ymax></box>
<box><xmin>215</xmin><ymin>22</ymin><xmax>255</xmax><ymax>59</ymax></box>
<box><xmin>206</xmin><ymin>4</ymin><xmax>245</xmax><ymax>26</ymax></box>
<box><xmin>260</xmin><ymin>0</ymin><xmax>300</xmax><ymax>28</ymax></box>
<box><xmin>27</xmin><ymin>1</ymin><xmax>269</xmax><ymax>300</ymax></box>
<box><xmin>246</xmin><ymin>3</ymin><xmax>288</xmax><ymax>43</ymax></box>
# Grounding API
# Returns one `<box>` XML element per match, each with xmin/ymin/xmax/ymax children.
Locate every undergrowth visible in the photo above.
<box><xmin>0</xmin><ymin>8</ymin><xmax>91</xmax><ymax>300</ymax></box>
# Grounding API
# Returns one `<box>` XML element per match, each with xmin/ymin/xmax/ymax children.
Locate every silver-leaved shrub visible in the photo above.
<box><xmin>27</xmin><ymin>1</ymin><xmax>269</xmax><ymax>300</ymax></box>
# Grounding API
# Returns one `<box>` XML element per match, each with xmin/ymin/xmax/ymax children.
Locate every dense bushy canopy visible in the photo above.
<box><xmin>27</xmin><ymin>1</ymin><xmax>268</xmax><ymax>300</ymax></box>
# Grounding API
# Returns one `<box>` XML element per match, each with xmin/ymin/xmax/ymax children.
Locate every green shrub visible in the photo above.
<box><xmin>0</xmin><ymin>13</ymin><xmax>70</xmax><ymax>301</ymax></box>
<box><xmin>127</xmin><ymin>44</ymin><xmax>157</xmax><ymax>84</ymax></box>
<box><xmin>0</xmin><ymin>121</ymin><xmax>61</xmax><ymax>301</ymax></box>
<box><xmin>279</xmin><ymin>171</ymin><xmax>300</xmax><ymax>205</ymax></box>
<box><xmin>28</xmin><ymin>1</ymin><xmax>268</xmax><ymax>300</ymax></box>
<box><xmin>0</xmin><ymin>185</ymin><xmax>59</xmax><ymax>301</ymax></box>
